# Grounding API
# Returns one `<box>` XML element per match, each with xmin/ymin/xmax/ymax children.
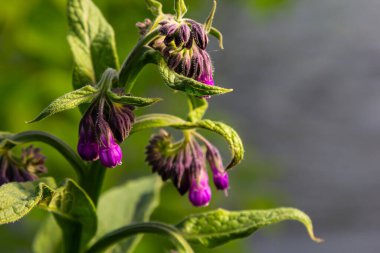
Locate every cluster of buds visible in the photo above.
<box><xmin>150</xmin><ymin>17</ymin><xmax>214</xmax><ymax>86</ymax></box>
<box><xmin>77</xmin><ymin>92</ymin><xmax>135</xmax><ymax>168</ymax></box>
<box><xmin>145</xmin><ymin>130</ymin><xmax>229</xmax><ymax>207</ymax></box>
<box><xmin>0</xmin><ymin>145</ymin><xmax>47</xmax><ymax>186</ymax></box>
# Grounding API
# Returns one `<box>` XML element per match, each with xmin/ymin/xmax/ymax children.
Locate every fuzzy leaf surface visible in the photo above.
<box><xmin>158</xmin><ymin>59</ymin><xmax>232</xmax><ymax>97</ymax></box>
<box><xmin>176</xmin><ymin>208</ymin><xmax>322</xmax><ymax>248</ymax></box>
<box><xmin>28</xmin><ymin>85</ymin><xmax>98</xmax><ymax>123</ymax></box>
<box><xmin>108</xmin><ymin>91</ymin><xmax>162</xmax><ymax>107</ymax></box>
<box><xmin>67</xmin><ymin>0</ymin><xmax>119</xmax><ymax>89</ymax></box>
<box><xmin>131</xmin><ymin>114</ymin><xmax>187</xmax><ymax>134</ymax></box>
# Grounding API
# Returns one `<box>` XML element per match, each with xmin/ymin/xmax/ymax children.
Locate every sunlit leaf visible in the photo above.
<box><xmin>158</xmin><ymin>59</ymin><xmax>233</xmax><ymax>97</ymax></box>
<box><xmin>131</xmin><ymin>114</ymin><xmax>186</xmax><ymax>134</ymax></box>
<box><xmin>176</xmin><ymin>208</ymin><xmax>323</xmax><ymax>248</ymax></box>
<box><xmin>107</xmin><ymin>91</ymin><xmax>162</xmax><ymax>107</ymax></box>
<box><xmin>28</xmin><ymin>85</ymin><xmax>98</xmax><ymax>123</ymax></box>
<box><xmin>67</xmin><ymin>0</ymin><xmax>119</xmax><ymax>89</ymax></box>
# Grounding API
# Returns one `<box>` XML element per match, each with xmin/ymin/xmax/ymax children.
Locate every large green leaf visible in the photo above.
<box><xmin>0</xmin><ymin>178</ymin><xmax>97</xmax><ymax>252</ymax></box>
<box><xmin>67</xmin><ymin>0</ymin><xmax>119</xmax><ymax>89</ymax></box>
<box><xmin>33</xmin><ymin>215</ymin><xmax>63</xmax><ymax>253</ymax></box>
<box><xmin>158</xmin><ymin>59</ymin><xmax>233</xmax><ymax>97</ymax></box>
<box><xmin>92</xmin><ymin>175</ymin><xmax>163</xmax><ymax>253</ymax></box>
<box><xmin>28</xmin><ymin>85</ymin><xmax>98</xmax><ymax>123</ymax></box>
<box><xmin>176</xmin><ymin>208</ymin><xmax>323</xmax><ymax>248</ymax></box>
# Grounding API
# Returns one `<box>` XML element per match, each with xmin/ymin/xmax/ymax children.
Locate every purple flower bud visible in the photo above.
<box><xmin>99</xmin><ymin>129</ymin><xmax>122</xmax><ymax>168</ymax></box>
<box><xmin>179</xmin><ymin>24</ymin><xmax>191</xmax><ymax>45</ymax></box>
<box><xmin>190</xmin><ymin>22</ymin><xmax>208</xmax><ymax>50</ymax></box>
<box><xmin>168</xmin><ymin>53</ymin><xmax>182</xmax><ymax>70</ymax></box>
<box><xmin>206</xmin><ymin>144</ymin><xmax>229</xmax><ymax>191</ymax></box>
<box><xmin>106</xmin><ymin>100</ymin><xmax>135</xmax><ymax>143</ymax></box>
<box><xmin>21</xmin><ymin>145</ymin><xmax>48</xmax><ymax>175</ymax></box>
<box><xmin>77</xmin><ymin>114</ymin><xmax>99</xmax><ymax>161</ymax></box>
<box><xmin>188</xmin><ymin>170</ymin><xmax>212</xmax><ymax>207</ymax></box>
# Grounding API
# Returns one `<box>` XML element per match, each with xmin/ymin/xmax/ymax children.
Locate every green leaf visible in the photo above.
<box><xmin>204</xmin><ymin>0</ymin><xmax>217</xmax><ymax>33</ymax></box>
<box><xmin>67</xmin><ymin>0</ymin><xmax>119</xmax><ymax>90</ymax></box>
<box><xmin>0</xmin><ymin>178</ymin><xmax>97</xmax><ymax>252</ymax></box>
<box><xmin>107</xmin><ymin>91</ymin><xmax>162</xmax><ymax>107</ymax></box>
<box><xmin>28</xmin><ymin>85</ymin><xmax>98</xmax><ymax>123</ymax></box>
<box><xmin>131</xmin><ymin>114</ymin><xmax>186</xmax><ymax>134</ymax></box>
<box><xmin>187</xmin><ymin>96</ymin><xmax>208</xmax><ymax>122</ymax></box>
<box><xmin>158</xmin><ymin>59</ymin><xmax>233</xmax><ymax>97</ymax></box>
<box><xmin>196</xmin><ymin>120</ymin><xmax>244</xmax><ymax>170</ymax></box>
<box><xmin>209</xmin><ymin>27</ymin><xmax>224</xmax><ymax>49</ymax></box>
<box><xmin>0</xmin><ymin>177</ymin><xmax>57</xmax><ymax>224</ymax></box>
<box><xmin>175</xmin><ymin>0</ymin><xmax>187</xmax><ymax>19</ymax></box>
<box><xmin>33</xmin><ymin>215</ymin><xmax>63</xmax><ymax>253</ymax></box>
<box><xmin>176</xmin><ymin>208</ymin><xmax>323</xmax><ymax>248</ymax></box>
<box><xmin>145</xmin><ymin>0</ymin><xmax>163</xmax><ymax>16</ymax></box>
<box><xmin>92</xmin><ymin>175</ymin><xmax>162</xmax><ymax>253</ymax></box>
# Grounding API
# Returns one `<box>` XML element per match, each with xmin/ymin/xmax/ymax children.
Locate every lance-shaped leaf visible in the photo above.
<box><xmin>196</xmin><ymin>120</ymin><xmax>244</xmax><ymax>169</ymax></box>
<box><xmin>107</xmin><ymin>91</ymin><xmax>162</xmax><ymax>108</ymax></box>
<box><xmin>159</xmin><ymin>59</ymin><xmax>232</xmax><ymax>97</ymax></box>
<box><xmin>91</xmin><ymin>175</ymin><xmax>163</xmax><ymax>253</ymax></box>
<box><xmin>209</xmin><ymin>27</ymin><xmax>224</xmax><ymax>49</ymax></box>
<box><xmin>145</xmin><ymin>0</ymin><xmax>163</xmax><ymax>16</ymax></box>
<box><xmin>0</xmin><ymin>178</ymin><xmax>97</xmax><ymax>252</ymax></box>
<box><xmin>67</xmin><ymin>0</ymin><xmax>119</xmax><ymax>89</ymax></box>
<box><xmin>131</xmin><ymin>114</ymin><xmax>187</xmax><ymax>134</ymax></box>
<box><xmin>175</xmin><ymin>0</ymin><xmax>187</xmax><ymax>19</ymax></box>
<box><xmin>204</xmin><ymin>0</ymin><xmax>217</xmax><ymax>33</ymax></box>
<box><xmin>187</xmin><ymin>96</ymin><xmax>208</xmax><ymax>122</ymax></box>
<box><xmin>28</xmin><ymin>85</ymin><xmax>98</xmax><ymax>123</ymax></box>
<box><xmin>176</xmin><ymin>208</ymin><xmax>323</xmax><ymax>248</ymax></box>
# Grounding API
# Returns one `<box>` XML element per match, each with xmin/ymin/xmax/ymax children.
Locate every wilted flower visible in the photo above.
<box><xmin>0</xmin><ymin>145</ymin><xmax>48</xmax><ymax>186</ymax></box>
<box><xmin>145</xmin><ymin>130</ymin><xmax>229</xmax><ymax>207</ymax></box>
<box><xmin>77</xmin><ymin>92</ymin><xmax>135</xmax><ymax>168</ymax></box>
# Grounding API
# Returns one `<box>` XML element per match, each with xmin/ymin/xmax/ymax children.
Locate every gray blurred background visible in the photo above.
<box><xmin>0</xmin><ymin>0</ymin><xmax>379</xmax><ymax>252</ymax></box>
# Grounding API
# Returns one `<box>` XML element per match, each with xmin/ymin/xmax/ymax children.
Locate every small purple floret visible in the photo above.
<box><xmin>99</xmin><ymin>134</ymin><xmax>123</xmax><ymax>168</ymax></box>
<box><xmin>212</xmin><ymin>170</ymin><xmax>229</xmax><ymax>190</ymax></box>
<box><xmin>188</xmin><ymin>171</ymin><xmax>212</xmax><ymax>207</ymax></box>
<box><xmin>77</xmin><ymin>140</ymin><xmax>99</xmax><ymax>161</ymax></box>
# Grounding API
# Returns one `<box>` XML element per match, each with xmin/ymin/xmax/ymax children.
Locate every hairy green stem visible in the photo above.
<box><xmin>86</xmin><ymin>222</ymin><xmax>194</xmax><ymax>253</ymax></box>
<box><xmin>118</xmin><ymin>29</ymin><xmax>160</xmax><ymax>92</ymax></box>
<box><xmin>80</xmin><ymin>161</ymin><xmax>106</xmax><ymax>206</ymax></box>
<box><xmin>10</xmin><ymin>130</ymin><xmax>86</xmax><ymax>181</ymax></box>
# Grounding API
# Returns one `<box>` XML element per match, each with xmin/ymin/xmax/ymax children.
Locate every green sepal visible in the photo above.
<box><xmin>159</xmin><ymin>59</ymin><xmax>232</xmax><ymax>97</ymax></box>
<box><xmin>176</xmin><ymin>208</ymin><xmax>323</xmax><ymax>248</ymax></box>
<box><xmin>67</xmin><ymin>0</ymin><xmax>119</xmax><ymax>90</ymax></box>
<box><xmin>174</xmin><ymin>0</ymin><xmax>188</xmax><ymax>19</ymax></box>
<box><xmin>145</xmin><ymin>0</ymin><xmax>163</xmax><ymax>16</ymax></box>
<box><xmin>107</xmin><ymin>91</ymin><xmax>162</xmax><ymax>108</ymax></box>
<box><xmin>204</xmin><ymin>0</ymin><xmax>217</xmax><ymax>33</ymax></box>
<box><xmin>209</xmin><ymin>27</ymin><xmax>224</xmax><ymax>49</ymax></box>
<box><xmin>28</xmin><ymin>85</ymin><xmax>98</xmax><ymax>123</ymax></box>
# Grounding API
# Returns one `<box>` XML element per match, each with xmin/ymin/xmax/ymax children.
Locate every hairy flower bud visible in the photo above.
<box><xmin>77</xmin><ymin>113</ymin><xmax>99</xmax><ymax>161</ymax></box>
<box><xmin>206</xmin><ymin>144</ymin><xmax>229</xmax><ymax>191</ymax></box>
<box><xmin>136</xmin><ymin>18</ymin><xmax>152</xmax><ymax>36</ymax></box>
<box><xmin>98</xmin><ymin>121</ymin><xmax>122</xmax><ymax>168</ymax></box>
<box><xmin>106</xmin><ymin>102</ymin><xmax>135</xmax><ymax>143</ymax></box>
<box><xmin>0</xmin><ymin>145</ymin><xmax>48</xmax><ymax>186</ymax></box>
<box><xmin>188</xmin><ymin>169</ymin><xmax>212</xmax><ymax>207</ymax></box>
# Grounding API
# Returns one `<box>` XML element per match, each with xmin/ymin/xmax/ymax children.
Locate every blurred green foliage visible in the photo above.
<box><xmin>0</xmin><ymin>0</ymin><xmax>289</xmax><ymax>252</ymax></box>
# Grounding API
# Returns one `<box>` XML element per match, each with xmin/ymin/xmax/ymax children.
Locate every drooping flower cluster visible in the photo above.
<box><xmin>77</xmin><ymin>93</ymin><xmax>135</xmax><ymax>168</ymax></box>
<box><xmin>150</xmin><ymin>17</ymin><xmax>214</xmax><ymax>86</ymax></box>
<box><xmin>0</xmin><ymin>145</ymin><xmax>47</xmax><ymax>186</ymax></box>
<box><xmin>145</xmin><ymin>130</ymin><xmax>229</xmax><ymax>207</ymax></box>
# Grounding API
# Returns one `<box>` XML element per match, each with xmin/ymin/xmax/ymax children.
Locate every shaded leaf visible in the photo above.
<box><xmin>158</xmin><ymin>59</ymin><xmax>232</xmax><ymax>97</ymax></box>
<box><xmin>131</xmin><ymin>114</ymin><xmax>186</xmax><ymax>134</ymax></box>
<box><xmin>176</xmin><ymin>208</ymin><xmax>323</xmax><ymax>248</ymax></box>
<box><xmin>67</xmin><ymin>0</ymin><xmax>119</xmax><ymax>89</ymax></box>
<box><xmin>28</xmin><ymin>85</ymin><xmax>98</xmax><ymax>123</ymax></box>
<box><xmin>92</xmin><ymin>175</ymin><xmax>163</xmax><ymax>253</ymax></box>
<box><xmin>33</xmin><ymin>215</ymin><xmax>63</xmax><ymax>253</ymax></box>
<box><xmin>108</xmin><ymin>91</ymin><xmax>162</xmax><ymax>107</ymax></box>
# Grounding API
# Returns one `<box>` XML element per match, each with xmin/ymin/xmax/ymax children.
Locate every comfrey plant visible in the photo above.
<box><xmin>0</xmin><ymin>1</ymin><xmax>322</xmax><ymax>252</ymax></box>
